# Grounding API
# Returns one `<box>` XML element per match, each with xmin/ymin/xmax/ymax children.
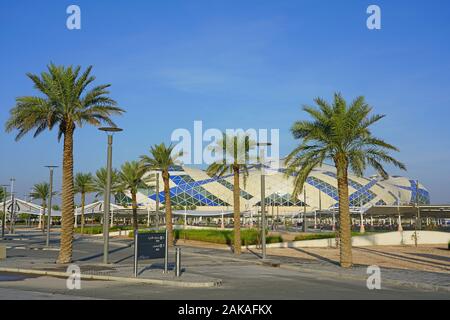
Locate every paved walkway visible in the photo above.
<box><xmin>1</xmin><ymin>230</ymin><xmax>449</xmax><ymax>293</ymax></box>
<box><xmin>1</xmin><ymin>232</ymin><xmax>220</xmax><ymax>287</ymax></box>
<box><xmin>176</xmin><ymin>241</ymin><xmax>450</xmax><ymax>292</ymax></box>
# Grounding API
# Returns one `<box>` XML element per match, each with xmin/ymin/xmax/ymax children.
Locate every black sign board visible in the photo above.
<box><xmin>137</xmin><ymin>232</ymin><xmax>166</xmax><ymax>260</ymax></box>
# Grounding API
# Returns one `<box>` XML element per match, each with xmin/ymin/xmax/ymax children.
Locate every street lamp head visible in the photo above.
<box><xmin>99</xmin><ymin>127</ymin><xmax>123</xmax><ymax>133</ymax></box>
<box><xmin>257</xmin><ymin>142</ymin><xmax>272</xmax><ymax>147</ymax></box>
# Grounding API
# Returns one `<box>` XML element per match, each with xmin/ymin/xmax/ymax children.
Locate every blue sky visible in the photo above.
<box><xmin>1</xmin><ymin>0</ymin><xmax>450</xmax><ymax>203</ymax></box>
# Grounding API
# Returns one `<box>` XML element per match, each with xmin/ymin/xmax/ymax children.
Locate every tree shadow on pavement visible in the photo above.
<box><xmin>291</xmin><ymin>248</ymin><xmax>340</xmax><ymax>266</ymax></box>
<box><xmin>74</xmin><ymin>245</ymin><xmax>132</xmax><ymax>262</ymax></box>
<box><xmin>354</xmin><ymin>247</ymin><xmax>450</xmax><ymax>271</ymax></box>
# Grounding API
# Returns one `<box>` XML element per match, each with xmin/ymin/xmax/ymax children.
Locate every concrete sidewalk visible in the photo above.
<box><xmin>0</xmin><ymin>265</ymin><xmax>221</xmax><ymax>288</ymax></box>
<box><xmin>175</xmin><ymin>243</ymin><xmax>450</xmax><ymax>293</ymax></box>
<box><xmin>0</xmin><ymin>234</ymin><xmax>221</xmax><ymax>288</ymax></box>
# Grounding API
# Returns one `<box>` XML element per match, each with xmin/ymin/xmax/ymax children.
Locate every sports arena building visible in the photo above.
<box><xmin>134</xmin><ymin>163</ymin><xmax>431</xmax><ymax>213</ymax></box>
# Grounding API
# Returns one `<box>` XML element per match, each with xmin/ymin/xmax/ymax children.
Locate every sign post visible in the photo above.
<box><xmin>133</xmin><ymin>229</ymin><xmax>167</xmax><ymax>277</ymax></box>
<box><xmin>164</xmin><ymin>228</ymin><xmax>168</xmax><ymax>273</ymax></box>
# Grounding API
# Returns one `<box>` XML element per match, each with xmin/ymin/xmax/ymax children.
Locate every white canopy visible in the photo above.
<box><xmin>0</xmin><ymin>199</ymin><xmax>124</xmax><ymax>217</ymax></box>
<box><xmin>74</xmin><ymin>201</ymin><xmax>124</xmax><ymax>216</ymax></box>
<box><xmin>0</xmin><ymin>198</ymin><xmax>61</xmax><ymax>217</ymax></box>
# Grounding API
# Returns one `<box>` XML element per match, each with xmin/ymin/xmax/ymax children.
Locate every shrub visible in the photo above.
<box><xmin>129</xmin><ymin>228</ymin><xmax>283</xmax><ymax>246</ymax></box>
<box><xmin>75</xmin><ymin>225</ymin><xmax>134</xmax><ymax>235</ymax></box>
<box><xmin>266</xmin><ymin>235</ymin><xmax>284</xmax><ymax>244</ymax></box>
<box><xmin>294</xmin><ymin>231</ymin><xmax>368</xmax><ymax>241</ymax></box>
<box><xmin>294</xmin><ymin>233</ymin><xmax>336</xmax><ymax>241</ymax></box>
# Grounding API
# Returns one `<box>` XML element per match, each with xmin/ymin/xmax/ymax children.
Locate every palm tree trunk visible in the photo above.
<box><xmin>233</xmin><ymin>165</ymin><xmax>241</xmax><ymax>255</ymax></box>
<box><xmin>57</xmin><ymin>125</ymin><xmax>75</xmax><ymax>264</ymax></box>
<box><xmin>132</xmin><ymin>192</ymin><xmax>138</xmax><ymax>231</ymax></box>
<box><xmin>81</xmin><ymin>192</ymin><xmax>85</xmax><ymax>234</ymax></box>
<box><xmin>335</xmin><ymin>155</ymin><xmax>353</xmax><ymax>268</ymax></box>
<box><xmin>41</xmin><ymin>202</ymin><xmax>46</xmax><ymax>233</ymax></box>
<box><xmin>163</xmin><ymin>171</ymin><xmax>173</xmax><ymax>246</ymax></box>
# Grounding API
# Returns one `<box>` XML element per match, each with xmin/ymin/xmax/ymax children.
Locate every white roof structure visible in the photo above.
<box><xmin>0</xmin><ymin>198</ymin><xmax>61</xmax><ymax>217</ymax></box>
<box><xmin>0</xmin><ymin>199</ymin><xmax>124</xmax><ymax>217</ymax></box>
<box><xmin>74</xmin><ymin>201</ymin><xmax>124</xmax><ymax>216</ymax></box>
<box><xmin>134</xmin><ymin>164</ymin><xmax>433</xmax><ymax>213</ymax></box>
<box><xmin>0</xmin><ymin>198</ymin><xmax>239</xmax><ymax>219</ymax></box>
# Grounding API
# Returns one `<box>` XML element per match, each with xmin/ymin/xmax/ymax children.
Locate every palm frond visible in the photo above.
<box><xmin>5</xmin><ymin>64</ymin><xmax>125</xmax><ymax>140</ymax></box>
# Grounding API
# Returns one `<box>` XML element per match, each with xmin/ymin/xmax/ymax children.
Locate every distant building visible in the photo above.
<box><xmin>129</xmin><ymin>163</ymin><xmax>430</xmax><ymax>212</ymax></box>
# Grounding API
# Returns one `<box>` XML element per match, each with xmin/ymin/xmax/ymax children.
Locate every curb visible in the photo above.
<box><xmin>6</xmin><ymin>246</ymin><xmax>61</xmax><ymax>252</ymax></box>
<box><xmin>0</xmin><ymin>267</ymin><xmax>222</xmax><ymax>288</ymax></box>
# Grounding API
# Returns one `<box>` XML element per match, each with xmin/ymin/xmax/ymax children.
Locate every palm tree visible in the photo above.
<box><xmin>0</xmin><ymin>188</ymin><xmax>6</xmax><ymax>202</ymax></box>
<box><xmin>118</xmin><ymin>161</ymin><xmax>154</xmax><ymax>231</ymax></box>
<box><xmin>5</xmin><ymin>64</ymin><xmax>125</xmax><ymax>263</ymax></box>
<box><xmin>0</xmin><ymin>188</ymin><xmax>9</xmax><ymax>224</ymax></box>
<box><xmin>30</xmin><ymin>182</ymin><xmax>57</xmax><ymax>232</ymax></box>
<box><xmin>206</xmin><ymin>133</ymin><xmax>256</xmax><ymax>255</ymax></box>
<box><xmin>285</xmin><ymin>93</ymin><xmax>406</xmax><ymax>268</ymax></box>
<box><xmin>140</xmin><ymin>143</ymin><xmax>183</xmax><ymax>246</ymax></box>
<box><xmin>74</xmin><ymin>173</ymin><xmax>94</xmax><ymax>234</ymax></box>
<box><xmin>92</xmin><ymin>167</ymin><xmax>121</xmax><ymax>199</ymax></box>
<box><xmin>0</xmin><ymin>188</ymin><xmax>8</xmax><ymax>204</ymax></box>
<box><xmin>92</xmin><ymin>167</ymin><xmax>127</xmax><ymax>215</ymax></box>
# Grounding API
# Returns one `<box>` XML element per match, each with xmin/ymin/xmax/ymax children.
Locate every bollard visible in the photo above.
<box><xmin>0</xmin><ymin>245</ymin><xmax>6</xmax><ymax>260</ymax></box>
<box><xmin>175</xmin><ymin>247</ymin><xmax>181</xmax><ymax>277</ymax></box>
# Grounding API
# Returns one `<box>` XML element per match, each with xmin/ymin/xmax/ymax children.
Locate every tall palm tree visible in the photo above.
<box><xmin>285</xmin><ymin>93</ymin><xmax>406</xmax><ymax>268</ymax></box>
<box><xmin>92</xmin><ymin>167</ymin><xmax>121</xmax><ymax>199</ymax></box>
<box><xmin>0</xmin><ymin>188</ymin><xmax>6</xmax><ymax>203</ymax></box>
<box><xmin>0</xmin><ymin>188</ymin><xmax>9</xmax><ymax>224</ymax></box>
<box><xmin>74</xmin><ymin>172</ymin><xmax>94</xmax><ymax>234</ymax></box>
<box><xmin>0</xmin><ymin>188</ymin><xmax>8</xmax><ymax>204</ymax></box>
<box><xmin>118</xmin><ymin>161</ymin><xmax>154</xmax><ymax>230</ymax></box>
<box><xmin>92</xmin><ymin>166</ymin><xmax>127</xmax><ymax>216</ymax></box>
<box><xmin>206</xmin><ymin>133</ymin><xmax>256</xmax><ymax>255</ymax></box>
<box><xmin>30</xmin><ymin>182</ymin><xmax>57</xmax><ymax>232</ymax></box>
<box><xmin>140</xmin><ymin>143</ymin><xmax>183</xmax><ymax>246</ymax></box>
<box><xmin>5</xmin><ymin>64</ymin><xmax>125</xmax><ymax>263</ymax></box>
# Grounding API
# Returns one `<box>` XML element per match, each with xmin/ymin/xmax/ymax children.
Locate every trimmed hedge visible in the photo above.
<box><xmin>74</xmin><ymin>225</ymin><xmax>133</xmax><ymax>235</ymax></box>
<box><xmin>294</xmin><ymin>231</ymin><xmax>369</xmax><ymax>241</ymax></box>
<box><xmin>130</xmin><ymin>228</ymin><xmax>283</xmax><ymax>246</ymax></box>
<box><xmin>294</xmin><ymin>233</ymin><xmax>336</xmax><ymax>241</ymax></box>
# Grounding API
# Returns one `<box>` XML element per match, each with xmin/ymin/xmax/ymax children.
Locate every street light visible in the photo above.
<box><xmin>9</xmin><ymin>178</ymin><xmax>15</xmax><ymax>234</ymax></box>
<box><xmin>45</xmin><ymin>166</ymin><xmax>58</xmax><ymax>247</ymax></box>
<box><xmin>303</xmin><ymin>186</ymin><xmax>307</xmax><ymax>232</ymax></box>
<box><xmin>416</xmin><ymin>180</ymin><xmax>421</xmax><ymax>230</ymax></box>
<box><xmin>99</xmin><ymin>126</ymin><xmax>123</xmax><ymax>264</ymax></box>
<box><xmin>1</xmin><ymin>184</ymin><xmax>9</xmax><ymax>239</ymax></box>
<box><xmin>257</xmin><ymin>142</ymin><xmax>272</xmax><ymax>260</ymax></box>
<box><xmin>155</xmin><ymin>172</ymin><xmax>160</xmax><ymax>229</ymax></box>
